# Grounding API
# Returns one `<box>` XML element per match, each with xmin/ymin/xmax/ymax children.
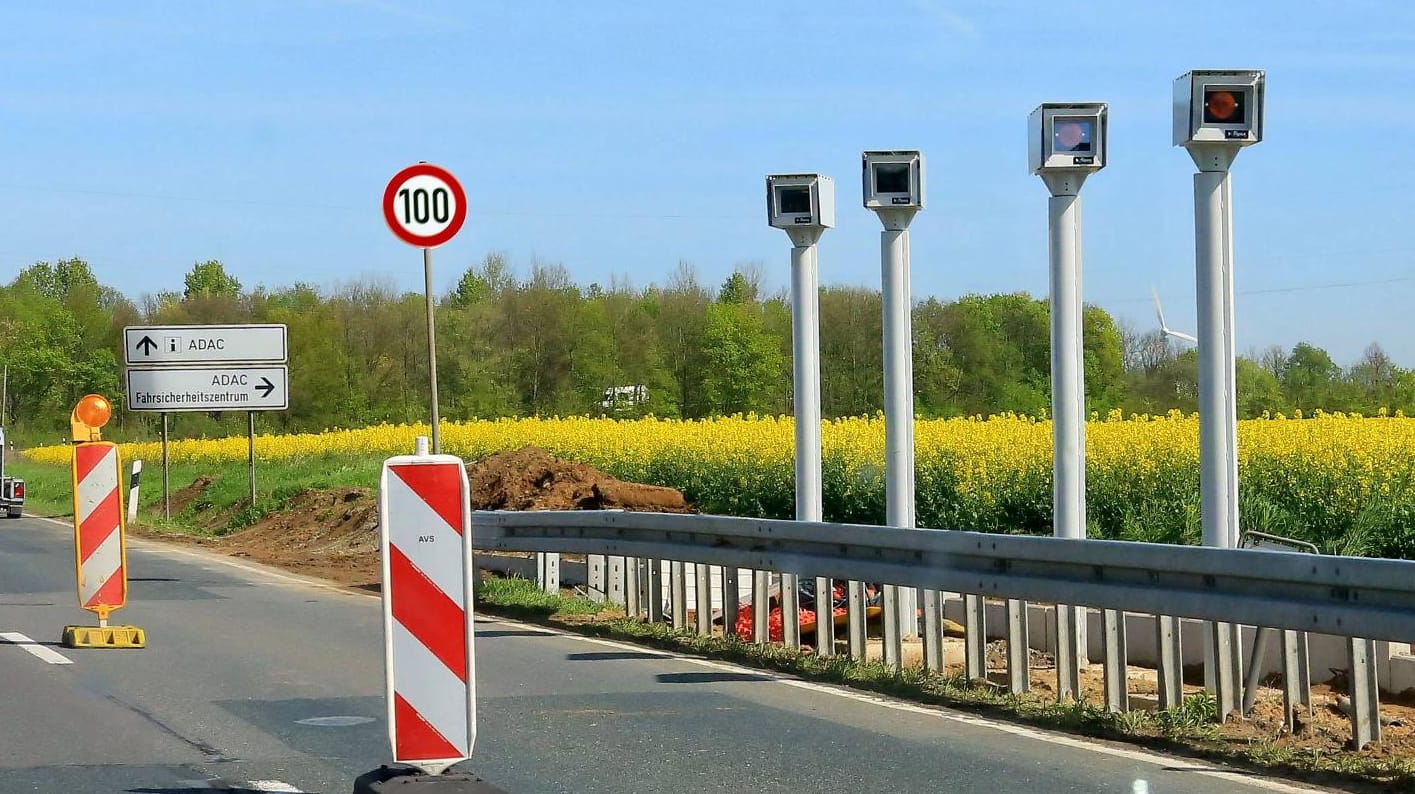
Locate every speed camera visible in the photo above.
<box><xmin>766</xmin><ymin>174</ymin><xmax>836</xmax><ymax>230</ymax></box>
<box><xmin>1173</xmin><ymin>70</ymin><xmax>1264</xmax><ymax>146</ymax></box>
<box><xmin>861</xmin><ymin>151</ymin><xmax>925</xmax><ymax>210</ymax></box>
<box><xmin>1029</xmin><ymin>103</ymin><xmax>1107</xmax><ymax>174</ymax></box>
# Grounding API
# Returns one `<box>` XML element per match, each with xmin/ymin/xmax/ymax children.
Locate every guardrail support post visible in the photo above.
<box><xmin>923</xmin><ymin>589</ymin><xmax>943</xmax><ymax>671</ymax></box>
<box><xmin>1280</xmin><ymin>629</ymin><xmax>1311</xmax><ymax>732</ymax></box>
<box><xmin>964</xmin><ymin>594</ymin><xmax>986</xmax><ymax>682</ymax></box>
<box><xmin>752</xmin><ymin>570</ymin><xmax>770</xmax><ymax>645</ymax></box>
<box><xmin>607</xmin><ymin>556</ymin><xmax>626</xmax><ymax>606</ymax></box>
<box><xmin>1208</xmin><ymin>621</ymin><xmax>1242</xmax><ymax>720</ymax></box>
<box><xmin>646</xmin><ymin>560</ymin><xmax>664</xmax><ymax>623</ymax></box>
<box><xmin>1007</xmin><ymin>599</ymin><xmax>1030</xmax><ymax>694</ymax></box>
<box><xmin>723</xmin><ymin>567</ymin><xmax>740</xmax><ymax>640</ymax></box>
<box><xmin>815</xmin><ymin>576</ymin><xmax>835</xmax><ymax>657</ymax></box>
<box><xmin>1156</xmin><ymin>615</ymin><xmax>1184</xmax><ymax>710</ymax></box>
<box><xmin>536</xmin><ymin>552</ymin><xmax>560</xmax><ymax>595</ymax></box>
<box><xmin>1056</xmin><ymin>604</ymin><xmax>1083</xmax><ymax>701</ymax></box>
<box><xmin>670</xmin><ymin>561</ymin><xmax>687</xmax><ymax>630</ymax></box>
<box><xmin>847</xmin><ymin>581</ymin><xmax>867</xmax><ymax>660</ymax></box>
<box><xmin>1102</xmin><ymin>608</ymin><xmax>1128</xmax><ymax>713</ymax></box>
<box><xmin>1347</xmin><ymin>637</ymin><xmax>1382</xmax><ymax>749</ymax></box>
<box><xmin>695</xmin><ymin>564</ymin><xmax>713</xmax><ymax>636</ymax></box>
<box><xmin>625</xmin><ymin>557</ymin><xmax>641</xmax><ymax>618</ymax></box>
<box><xmin>587</xmin><ymin>555</ymin><xmax>607</xmax><ymax>603</ymax></box>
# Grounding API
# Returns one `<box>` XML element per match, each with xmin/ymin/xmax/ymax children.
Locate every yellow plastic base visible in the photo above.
<box><xmin>62</xmin><ymin>625</ymin><xmax>146</xmax><ymax>648</ymax></box>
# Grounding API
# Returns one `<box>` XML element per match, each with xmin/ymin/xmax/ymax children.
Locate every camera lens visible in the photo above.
<box><xmin>1053</xmin><ymin>118</ymin><xmax>1093</xmax><ymax>153</ymax></box>
<box><xmin>1204</xmin><ymin>89</ymin><xmax>1245</xmax><ymax>124</ymax></box>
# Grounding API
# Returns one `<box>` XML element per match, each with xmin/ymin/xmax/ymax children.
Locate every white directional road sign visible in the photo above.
<box><xmin>126</xmin><ymin>366</ymin><xmax>289</xmax><ymax>412</ymax></box>
<box><xmin>124</xmin><ymin>324</ymin><xmax>287</xmax><ymax>366</ymax></box>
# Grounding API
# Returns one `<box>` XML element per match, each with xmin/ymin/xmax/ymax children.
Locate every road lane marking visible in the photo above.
<box><xmin>0</xmin><ymin>631</ymin><xmax>74</xmax><ymax>665</ymax></box>
<box><xmin>175</xmin><ymin>781</ymin><xmax>305</xmax><ymax>792</ymax></box>
<box><xmin>246</xmin><ymin>782</ymin><xmax>305</xmax><ymax>792</ymax></box>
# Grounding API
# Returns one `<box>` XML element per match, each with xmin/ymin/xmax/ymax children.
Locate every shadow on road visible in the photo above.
<box><xmin>654</xmin><ymin>672</ymin><xmax>770</xmax><ymax>684</ymax></box>
<box><xmin>566</xmin><ymin>651</ymin><xmax>661</xmax><ymax>661</ymax></box>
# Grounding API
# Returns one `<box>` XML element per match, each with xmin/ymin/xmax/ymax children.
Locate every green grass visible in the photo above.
<box><xmin>4</xmin><ymin>454</ymin><xmax>385</xmax><ymax>535</ymax></box>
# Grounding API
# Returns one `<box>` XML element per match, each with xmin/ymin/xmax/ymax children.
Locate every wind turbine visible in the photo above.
<box><xmin>1152</xmin><ymin>287</ymin><xmax>1197</xmax><ymax>344</ymax></box>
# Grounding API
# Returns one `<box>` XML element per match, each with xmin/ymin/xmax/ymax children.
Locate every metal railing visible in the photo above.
<box><xmin>472</xmin><ymin>510</ymin><xmax>1415</xmax><ymax>749</ymax></box>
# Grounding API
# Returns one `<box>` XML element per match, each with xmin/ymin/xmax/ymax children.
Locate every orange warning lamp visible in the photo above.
<box><xmin>71</xmin><ymin>394</ymin><xmax>113</xmax><ymax>443</ymax></box>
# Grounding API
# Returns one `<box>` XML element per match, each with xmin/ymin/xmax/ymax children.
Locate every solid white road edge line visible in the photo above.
<box><xmin>0</xmin><ymin>631</ymin><xmax>74</xmax><ymax>665</ymax></box>
<box><xmin>32</xmin><ymin>515</ymin><xmax>1327</xmax><ymax>793</ymax></box>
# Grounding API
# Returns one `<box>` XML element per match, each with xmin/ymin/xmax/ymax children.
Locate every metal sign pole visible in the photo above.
<box><xmin>161</xmin><ymin>412</ymin><xmax>170</xmax><ymax>521</ymax></box>
<box><xmin>248</xmin><ymin>411</ymin><xmax>257</xmax><ymax>507</ymax></box>
<box><xmin>424</xmin><ymin>247</ymin><xmax>442</xmax><ymax>455</ymax></box>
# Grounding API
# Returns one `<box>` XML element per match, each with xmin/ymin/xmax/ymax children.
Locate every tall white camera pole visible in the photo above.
<box><xmin>1175</xmin><ymin>69</ymin><xmax>1265</xmax><ymax>719</ymax></box>
<box><xmin>766</xmin><ymin>174</ymin><xmax>835</xmax><ymax>652</ymax></box>
<box><xmin>862</xmin><ymin>151</ymin><xmax>926</xmax><ymax>668</ymax></box>
<box><xmin>1031</xmin><ymin>103</ymin><xmax>1108</xmax><ymax>700</ymax></box>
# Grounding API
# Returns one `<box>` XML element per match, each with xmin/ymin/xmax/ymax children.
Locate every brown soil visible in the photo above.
<box><xmin>135</xmin><ymin>446</ymin><xmax>693</xmax><ymax>589</ymax></box>
<box><xmin>467</xmin><ymin>446</ymin><xmax>693</xmax><ymax>513</ymax></box>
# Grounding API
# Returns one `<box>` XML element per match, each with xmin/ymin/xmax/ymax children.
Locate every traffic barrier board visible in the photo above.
<box><xmin>72</xmin><ymin>443</ymin><xmax>127</xmax><ymax>618</ymax></box>
<box><xmin>379</xmin><ymin>451</ymin><xmax>475</xmax><ymax>774</ymax></box>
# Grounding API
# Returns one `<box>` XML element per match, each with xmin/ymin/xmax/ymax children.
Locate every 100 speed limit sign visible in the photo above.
<box><xmin>383</xmin><ymin>163</ymin><xmax>468</xmax><ymax>248</ymax></box>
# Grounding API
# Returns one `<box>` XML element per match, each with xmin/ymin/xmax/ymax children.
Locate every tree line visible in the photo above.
<box><xmin>1</xmin><ymin>256</ymin><xmax>1411</xmax><ymax>444</ymax></box>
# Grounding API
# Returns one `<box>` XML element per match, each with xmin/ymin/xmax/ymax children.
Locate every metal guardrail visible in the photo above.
<box><xmin>474</xmin><ymin>510</ymin><xmax>1415</xmax><ymax>641</ymax></box>
<box><xmin>472</xmin><ymin>509</ymin><xmax>1415</xmax><ymax>748</ymax></box>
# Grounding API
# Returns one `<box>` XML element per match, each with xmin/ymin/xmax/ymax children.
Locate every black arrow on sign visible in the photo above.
<box><xmin>256</xmin><ymin>377</ymin><xmax>275</xmax><ymax>398</ymax></box>
<box><xmin>136</xmin><ymin>336</ymin><xmax>158</xmax><ymax>356</ymax></box>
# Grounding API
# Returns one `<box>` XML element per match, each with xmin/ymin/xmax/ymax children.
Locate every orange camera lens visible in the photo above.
<box><xmin>1205</xmin><ymin>90</ymin><xmax>1238</xmax><ymax>121</ymax></box>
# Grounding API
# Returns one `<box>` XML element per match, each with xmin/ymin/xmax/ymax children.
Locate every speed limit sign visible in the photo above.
<box><xmin>383</xmin><ymin>163</ymin><xmax>468</xmax><ymax>248</ymax></box>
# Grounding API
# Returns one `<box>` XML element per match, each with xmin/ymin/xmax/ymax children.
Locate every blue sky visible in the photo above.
<box><xmin>2</xmin><ymin>1</ymin><xmax>1412</xmax><ymax>365</ymax></box>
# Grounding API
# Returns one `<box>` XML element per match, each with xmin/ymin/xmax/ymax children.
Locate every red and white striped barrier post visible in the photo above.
<box><xmin>379</xmin><ymin>436</ymin><xmax>476</xmax><ymax>775</ymax></box>
<box><xmin>64</xmin><ymin>438</ymin><xmax>145</xmax><ymax>648</ymax></box>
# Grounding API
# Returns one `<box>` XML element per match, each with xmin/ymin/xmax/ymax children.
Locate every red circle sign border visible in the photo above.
<box><xmin>383</xmin><ymin>163</ymin><xmax>468</xmax><ymax>249</ymax></box>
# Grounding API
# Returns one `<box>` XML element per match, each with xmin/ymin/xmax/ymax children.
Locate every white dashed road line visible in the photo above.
<box><xmin>0</xmin><ymin>631</ymin><xmax>74</xmax><ymax>665</ymax></box>
<box><xmin>176</xmin><ymin>780</ymin><xmax>305</xmax><ymax>792</ymax></box>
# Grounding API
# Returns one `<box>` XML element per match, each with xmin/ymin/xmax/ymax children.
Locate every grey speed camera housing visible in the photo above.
<box><xmin>862</xmin><ymin>150</ymin><xmax>925</xmax><ymax>210</ymax></box>
<box><xmin>766</xmin><ymin>174</ymin><xmax>835</xmax><ymax>230</ymax></box>
<box><xmin>1029</xmin><ymin>103</ymin><xmax>1108</xmax><ymax>174</ymax></box>
<box><xmin>1174</xmin><ymin>69</ymin><xmax>1264</xmax><ymax>146</ymax></box>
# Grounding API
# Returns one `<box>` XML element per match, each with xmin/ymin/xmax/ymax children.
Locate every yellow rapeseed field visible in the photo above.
<box><xmin>25</xmin><ymin>411</ymin><xmax>1415</xmax><ymax>555</ymax></box>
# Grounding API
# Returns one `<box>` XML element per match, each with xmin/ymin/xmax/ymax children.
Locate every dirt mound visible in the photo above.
<box><xmin>212</xmin><ymin>488</ymin><xmax>382</xmax><ymax>587</ymax></box>
<box><xmin>467</xmin><ymin>446</ymin><xmax>693</xmax><ymax>513</ymax></box>
<box><xmin>168</xmin><ymin>475</ymin><xmax>216</xmax><ymax>516</ymax></box>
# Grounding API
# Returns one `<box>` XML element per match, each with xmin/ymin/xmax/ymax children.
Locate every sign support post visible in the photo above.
<box><xmin>248</xmin><ymin>411</ymin><xmax>257</xmax><ymax>507</ymax></box>
<box><xmin>424</xmin><ymin>247</ymin><xmax>442</xmax><ymax>454</ymax></box>
<box><xmin>161</xmin><ymin>413</ymin><xmax>170</xmax><ymax>521</ymax></box>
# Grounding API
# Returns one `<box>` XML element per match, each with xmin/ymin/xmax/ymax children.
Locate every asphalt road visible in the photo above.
<box><xmin>0</xmin><ymin>514</ymin><xmax>1337</xmax><ymax>794</ymax></box>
